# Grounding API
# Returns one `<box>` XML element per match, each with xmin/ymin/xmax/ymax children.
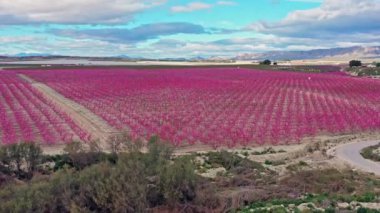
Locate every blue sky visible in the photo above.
<box><xmin>0</xmin><ymin>0</ymin><xmax>379</xmax><ymax>57</ymax></box>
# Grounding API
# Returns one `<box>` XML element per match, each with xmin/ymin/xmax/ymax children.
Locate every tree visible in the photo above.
<box><xmin>61</xmin><ymin>141</ymin><xmax>114</xmax><ymax>170</ymax></box>
<box><xmin>23</xmin><ymin>143</ymin><xmax>43</xmax><ymax>177</ymax></box>
<box><xmin>0</xmin><ymin>137</ymin><xmax>205</xmax><ymax>212</ymax></box>
<box><xmin>260</xmin><ymin>59</ymin><xmax>271</xmax><ymax>65</ymax></box>
<box><xmin>349</xmin><ymin>60</ymin><xmax>362</xmax><ymax>67</ymax></box>
<box><xmin>0</xmin><ymin>143</ymin><xmax>42</xmax><ymax>179</ymax></box>
<box><xmin>376</xmin><ymin>62</ymin><xmax>380</xmax><ymax>68</ymax></box>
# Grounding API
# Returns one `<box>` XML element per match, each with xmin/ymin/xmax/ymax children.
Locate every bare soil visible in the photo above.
<box><xmin>188</xmin><ymin>132</ymin><xmax>380</xmax><ymax>177</ymax></box>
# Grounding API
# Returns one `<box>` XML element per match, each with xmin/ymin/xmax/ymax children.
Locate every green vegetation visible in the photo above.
<box><xmin>45</xmin><ymin>141</ymin><xmax>118</xmax><ymax>171</ymax></box>
<box><xmin>205</xmin><ymin>150</ymin><xmax>265</xmax><ymax>173</ymax></box>
<box><xmin>350</xmin><ymin>60</ymin><xmax>362</xmax><ymax>67</ymax></box>
<box><xmin>357</xmin><ymin>208</ymin><xmax>380</xmax><ymax>213</ymax></box>
<box><xmin>348</xmin><ymin>61</ymin><xmax>380</xmax><ymax>76</ymax></box>
<box><xmin>259</xmin><ymin>59</ymin><xmax>272</xmax><ymax>65</ymax></box>
<box><xmin>286</xmin><ymin>161</ymin><xmax>309</xmax><ymax>172</ymax></box>
<box><xmin>239</xmin><ymin>168</ymin><xmax>380</xmax><ymax>212</ymax></box>
<box><xmin>263</xmin><ymin>159</ymin><xmax>287</xmax><ymax>166</ymax></box>
<box><xmin>239</xmin><ymin>194</ymin><xmax>380</xmax><ymax>213</ymax></box>
<box><xmin>280</xmin><ymin>168</ymin><xmax>380</xmax><ymax>196</ymax></box>
<box><xmin>351</xmin><ymin>67</ymin><xmax>380</xmax><ymax>76</ymax></box>
<box><xmin>0</xmin><ymin>138</ymin><xmax>211</xmax><ymax>212</ymax></box>
<box><xmin>251</xmin><ymin>64</ymin><xmax>334</xmax><ymax>73</ymax></box>
<box><xmin>252</xmin><ymin>147</ymin><xmax>286</xmax><ymax>155</ymax></box>
<box><xmin>239</xmin><ymin>194</ymin><xmax>328</xmax><ymax>212</ymax></box>
<box><xmin>5</xmin><ymin>62</ymin><xmax>339</xmax><ymax>75</ymax></box>
<box><xmin>264</xmin><ymin>159</ymin><xmax>273</xmax><ymax>165</ymax></box>
<box><xmin>0</xmin><ymin>140</ymin><xmax>379</xmax><ymax>212</ymax></box>
<box><xmin>0</xmin><ymin>143</ymin><xmax>42</xmax><ymax>179</ymax></box>
<box><xmin>361</xmin><ymin>143</ymin><xmax>380</xmax><ymax>162</ymax></box>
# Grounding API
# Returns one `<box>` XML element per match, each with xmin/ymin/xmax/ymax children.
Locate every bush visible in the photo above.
<box><xmin>264</xmin><ymin>160</ymin><xmax>273</xmax><ymax>165</ymax></box>
<box><xmin>349</xmin><ymin>60</ymin><xmax>362</xmax><ymax>67</ymax></box>
<box><xmin>159</xmin><ymin>156</ymin><xmax>197</xmax><ymax>204</ymax></box>
<box><xmin>361</xmin><ymin>143</ymin><xmax>380</xmax><ymax>162</ymax></box>
<box><xmin>280</xmin><ymin>168</ymin><xmax>380</xmax><ymax>197</ymax></box>
<box><xmin>60</xmin><ymin>141</ymin><xmax>117</xmax><ymax>170</ymax></box>
<box><xmin>107</xmin><ymin>131</ymin><xmax>137</xmax><ymax>153</ymax></box>
<box><xmin>357</xmin><ymin>207</ymin><xmax>380</xmax><ymax>213</ymax></box>
<box><xmin>206</xmin><ymin>150</ymin><xmax>264</xmax><ymax>173</ymax></box>
<box><xmin>260</xmin><ymin>59</ymin><xmax>271</xmax><ymax>65</ymax></box>
<box><xmin>0</xmin><ymin>137</ymin><xmax>206</xmax><ymax>212</ymax></box>
<box><xmin>0</xmin><ymin>143</ymin><xmax>42</xmax><ymax>179</ymax></box>
<box><xmin>356</xmin><ymin>192</ymin><xmax>376</xmax><ymax>202</ymax></box>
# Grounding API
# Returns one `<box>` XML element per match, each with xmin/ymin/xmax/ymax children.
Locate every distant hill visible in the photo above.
<box><xmin>13</xmin><ymin>53</ymin><xmax>52</xmax><ymax>57</ymax></box>
<box><xmin>2</xmin><ymin>46</ymin><xmax>380</xmax><ymax>62</ymax></box>
<box><xmin>233</xmin><ymin>46</ymin><xmax>380</xmax><ymax>61</ymax></box>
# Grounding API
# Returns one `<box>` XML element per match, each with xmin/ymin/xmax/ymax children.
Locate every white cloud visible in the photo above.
<box><xmin>217</xmin><ymin>1</ymin><xmax>237</xmax><ymax>6</ymax></box>
<box><xmin>2</xmin><ymin>32</ymin><xmax>378</xmax><ymax>58</ymax></box>
<box><xmin>171</xmin><ymin>2</ymin><xmax>212</xmax><ymax>13</ymax></box>
<box><xmin>287</xmin><ymin>0</ymin><xmax>322</xmax><ymax>2</ymax></box>
<box><xmin>0</xmin><ymin>0</ymin><xmax>166</xmax><ymax>24</ymax></box>
<box><xmin>170</xmin><ymin>1</ymin><xmax>235</xmax><ymax>13</ymax></box>
<box><xmin>0</xmin><ymin>36</ymin><xmax>135</xmax><ymax>56</ymax></box>
<box><xmin>0</xmin><ymin>36</ymin><xmax>40</xmax><ymax>43</ymax></box>
<box><xmin>249</xmin><ymin>0</ymin><xmax>380</xmax><ymax>38</ymax></box>
<box><xmin>2</xmin><ymin>0</ymin><xmax>380</xmax><ymax>57</ymax></box>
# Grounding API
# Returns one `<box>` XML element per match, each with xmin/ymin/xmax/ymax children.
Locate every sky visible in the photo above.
<box><xmin>0</xmin><ymin>0</ymin><xmax>380</xmax><ymax>58</ymax></box>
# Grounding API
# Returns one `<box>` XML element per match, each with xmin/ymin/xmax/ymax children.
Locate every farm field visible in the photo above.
<box><xmin>0</xmin><ymin>71</ymin><xmax>89</xmax><ymax>145</ymax></box>
<box><xmin>15</xmin><ymin>67</ymin><xmax>380</xmax><ymax>147</ymax></box>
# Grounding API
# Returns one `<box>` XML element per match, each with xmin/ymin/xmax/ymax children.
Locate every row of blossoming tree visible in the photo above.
<box><xmin>0</xmin><ymin>71</ymin><xmax>90</xmax><ymax>145</ymax></box>
<box><xmin>20</xmin><ymin>68</ymin><xmax>380</xmax><ymax>147</ymax></box>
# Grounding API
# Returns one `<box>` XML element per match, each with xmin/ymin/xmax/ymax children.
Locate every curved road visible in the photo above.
<box><xmin>335</xmin><ymin>141</ymin><xmax>380</xmax><ymax>176</ymax></box>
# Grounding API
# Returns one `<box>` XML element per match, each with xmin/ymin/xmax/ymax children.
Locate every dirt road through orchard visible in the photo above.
<box><xmin>335</xmin><ymin>140</ymin><xmax>380</xmax><ymax>176</ymax></box>
<box><xmin>19</xmin><ymin>74</ymin><xmax>118</xmax><ymax>149</ymax></box>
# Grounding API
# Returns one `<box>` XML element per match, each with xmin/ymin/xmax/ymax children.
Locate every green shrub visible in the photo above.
<box><xmin>260</xmin><ymin>59</ymin><xmax>271</xmax><ymax>65</ymax></box>
<box><xmin>0</xmin><ymin>143</ymin><xmax>42</xmax><ymax>179</ymax></box>
<box><xmin>0</xmin><ymin>137</ymin><xmax>205</xmax><ymax>212</ymax></box>
<box><xmin>361</xmin><ymin>144</ymin><xmax>380</xmax><ymax>162</ymax></box>
<box><xmin>325</xmin><ymin>207</ymin><xmax>336</xmax><ymax>213</ymax></box>
<box><xmin>264</xmin><ymin>160</ymin><xmax>273</xmax><ymax>165</ymax></box>
<box><xmin>356</xmin><ymin>192</ymin><xmax>376</xmax><ymax>202</ymax></box>
<box><xmin>357</xmin><ymin>208</ymin><xmax>380</xmax><ymax>213</ymax></box>
<box><xmin>206</xmin><ymin>151</ymin><xmax>264</xmax><ymax>172</ymax></box>
<box><xmin>349</xmin><ymin>60</ymin><xmax>362</xmax><ymax>67</ymax></box>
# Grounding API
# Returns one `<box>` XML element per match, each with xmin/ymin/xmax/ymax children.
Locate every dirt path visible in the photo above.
<box><xmin>334</xmin><ymin>140</ymin><xmax>380</xmax><ymax>176</ymax></box>
<box><xmin>19</xmin><ymin>74</ymin><xmax>118</xmax><ymax>150</ymax></box>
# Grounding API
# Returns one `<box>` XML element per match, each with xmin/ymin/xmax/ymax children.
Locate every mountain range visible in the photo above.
<box><xmin>233</xmin><ymin>46</ymin><xmax>380</xmax><ymax>61</ymax></box>
<box><xmin>1</xmin><ymin>46</ymin><xmax>380</xmax><ymax>62</ymax></box>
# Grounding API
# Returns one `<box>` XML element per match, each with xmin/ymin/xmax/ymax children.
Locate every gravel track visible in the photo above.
<box><xmin>335</xmin><ymin>140</ymin><xmax>380</xmax><ymax>176</ymax></box>
<box><xmin>19</xmin><ymin>74</ymin><xmax>117</xmax><ymax>150</ymax></box>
